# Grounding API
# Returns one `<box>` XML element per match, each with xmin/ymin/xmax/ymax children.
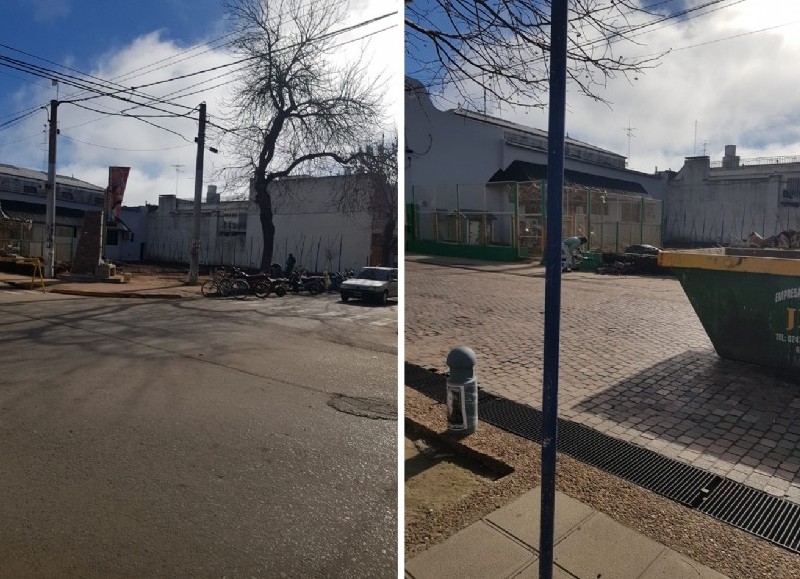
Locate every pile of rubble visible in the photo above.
<box><xmin>595</xmin><ymin>244</ymin><xmax>669</xmax><ymax>276</ymax></box>
<box><xmin>747</xmin><ymin>230</ymin><xmax>800</xmax><ymax>249</ymax></box>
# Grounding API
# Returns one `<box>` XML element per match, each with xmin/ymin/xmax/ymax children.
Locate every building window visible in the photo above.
<box><xmin>106</xmin><ymin>229</ymin><xmax>119</xmax><ymax>246</ymax></box>
<box><xmin>781</xmin><ymin>178</ymin><xmax>800</xmax><ymax>206</ymax></box>
<box><xmin>23</xmin><ymin>185</ymin><xmax>37</xmax><ymax>194</ymax></box>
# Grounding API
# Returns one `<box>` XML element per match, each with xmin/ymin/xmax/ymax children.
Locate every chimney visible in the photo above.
<box><xmin>722</xmin><ymin>145</ymin><xmax>740</xmax><ymax>169</ymax></box>
<box><xmin>206</xmin><ymin>184</ymin><xmax>220</xmax><ymax>204</ymax></box>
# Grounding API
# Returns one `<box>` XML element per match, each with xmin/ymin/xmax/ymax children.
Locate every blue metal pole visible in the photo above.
<box><xmin>539</xmin><ymin>1</ymin><xmax>568</xmax><ymax>578</ymax></box>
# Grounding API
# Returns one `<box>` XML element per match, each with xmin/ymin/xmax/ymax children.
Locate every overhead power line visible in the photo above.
<box><xmin>408</xmin><ymin>0</ymin><xmax>750</xmax><ymax>96</ymax></box>
<box><xmin>0</xmin><ymin>10</ymin><xmax>398</xmax><ymax>131</ymax></box>
<box><xmin>60</xmin><ymin>133</ymin><xmax>194</xmax><ymax>152</ymax></box>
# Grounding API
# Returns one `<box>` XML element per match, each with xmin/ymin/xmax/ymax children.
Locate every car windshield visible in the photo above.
<box><xmin>355</xmin><ymin>268</ymin><xmax>391</xmax><ymax>281</ymax></box>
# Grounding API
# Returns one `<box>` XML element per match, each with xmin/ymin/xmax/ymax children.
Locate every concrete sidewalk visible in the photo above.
<box><xmin>0</xmin><ymin>271</ymin><xmax>200</xmax><ymax>299</ymax></box>
<box><xmin>406</xmin><ymin>486</ymin><xmax>729</xmax><ymax>579</ymax></box>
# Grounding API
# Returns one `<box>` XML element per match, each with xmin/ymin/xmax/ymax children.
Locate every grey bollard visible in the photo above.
<box><xmin>446</xmin><ymin>346</ymin><xmax>478</xmax><ymax>435</ymax></box>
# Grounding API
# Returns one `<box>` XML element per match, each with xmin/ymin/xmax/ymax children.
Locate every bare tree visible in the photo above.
<box><xmin>220</xmin><ymin>0</ymin><xmax>386</xmax><ymax>271</ymax></box>
<box><xmin>405</xmin><ymin>0</ymin><xmax>664</xmax><ymax>110</ymax></box>
<box><xmin>335</xmin><ymin>135</ymin><xmax>398</xmax><ymax>266</ymax></box>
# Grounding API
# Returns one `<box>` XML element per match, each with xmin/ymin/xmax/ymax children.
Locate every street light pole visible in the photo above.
<box><xmin>188</xmin><ymin>102</ymin><xmax>206</xmax><ymax>285</ymax></box>
<box><xmin>539</xmin><ymin>1</ymin><xmax>569</xmax><ymax>577</ymax></box>
<box><xmin>44</xmin><ymin>99</ymin><xmax>58</xmax><ymax>278</ymax></box>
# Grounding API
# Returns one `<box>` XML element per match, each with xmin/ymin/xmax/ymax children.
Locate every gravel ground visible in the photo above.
<box><xmin>404</xmin><ymin>387</ymin><xmax>800</xmax><ymax>578</ymax></box>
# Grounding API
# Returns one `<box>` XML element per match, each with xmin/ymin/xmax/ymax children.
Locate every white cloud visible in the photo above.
<box><xmin>431</xmin><ymin>0</ymin><xmax>800</xmax><ymax>173</ymax></box>
<box><xmin>0</xmin><ymin>1</ymin><xmax>400</xmax><ymax>207</ymax></box>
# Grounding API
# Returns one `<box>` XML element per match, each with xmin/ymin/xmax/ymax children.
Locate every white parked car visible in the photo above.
<box><xmin>340</xmin><ymin>267</ymin><xmax>398</xmax><ymax>305</ymax></box>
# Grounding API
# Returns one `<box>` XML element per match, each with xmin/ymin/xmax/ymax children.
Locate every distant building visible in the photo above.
<box><xmin>144</xmin><ymin>175</ymin><xmax>386</xmax><ymax>272</ymax></box>
<box><xmin>664</xmin><ymin>145</ymin><xmax>800</xmax><ymax>245</ymax></box>
<box><xmin>0</xmin><ymin>163</ymin><xmax>132</xmax><ymax>262</ymax></box>
<box><xmin>405</xmin><ymin>77</ymin><xmax>667</xmax><ymax>259</ymax></box>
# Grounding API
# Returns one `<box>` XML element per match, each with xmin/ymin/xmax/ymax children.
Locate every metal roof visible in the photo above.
<box><xmin>0</xmin><ymin>163</ymin><xmax>105</xmax><ymax>192</ymax></box>
<box><xmin>488</xmin><ymin>160</ymin><xmax>649</xmax><ymax>196</ymax></box>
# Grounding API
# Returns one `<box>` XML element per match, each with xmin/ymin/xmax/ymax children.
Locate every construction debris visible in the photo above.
<box><xmin>747</xmin><ymin>230</ymin><xmax>800</xmax><ymax>249</ymax></box>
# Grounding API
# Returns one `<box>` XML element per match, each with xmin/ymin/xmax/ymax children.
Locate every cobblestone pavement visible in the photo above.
<box><xmin>404</xmin><ymin>257</ymin><xmax>800</xmax><ymax>504</ymax></box>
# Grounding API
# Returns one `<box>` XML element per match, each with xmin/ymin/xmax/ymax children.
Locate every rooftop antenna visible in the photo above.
<box><xmin>693</xmin><ymin>121</ymin><xmax>710</xmax><ymax>157</ymax></box>
<box><xmin>623</xmin><ymin>119</ymin><xmax>637</xmax><ymax>166</ymax></box>
<box><xmin>171</xmin><ymin>163</ymin><xmax>184</xmax><ymax>195</ymax></box>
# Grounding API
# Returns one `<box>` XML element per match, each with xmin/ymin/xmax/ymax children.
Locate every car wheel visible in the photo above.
<box><xmin>379</xmin><ymin>290</ymin><xmax>388</xmax><ymax>305</ymax></box>
<box><xmin>341</xmin><ymin>293</ymin><xmax>349</xmax><ymax>302</ymax></box>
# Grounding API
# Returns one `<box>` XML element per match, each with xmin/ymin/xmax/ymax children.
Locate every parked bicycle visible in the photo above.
<box><xmin>201</xmin><ymin>265</ymin><xmax>286</xmax><ymax>299</ymax></box>
<box><xmin>201</xmin><ymin>274</ymin><xmax>249</xmax><ymax>299</ymax></box>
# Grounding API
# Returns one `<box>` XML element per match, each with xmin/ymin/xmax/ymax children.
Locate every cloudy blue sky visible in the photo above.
<box><xmin>406</xmin><ymin>0</ymin><xmax>800</xmax><ymax>175</ymax></box>
<box><xmin>0</xmin><ymin>0</ymin><xmax>401</xmax><ymax>205</ymax></box>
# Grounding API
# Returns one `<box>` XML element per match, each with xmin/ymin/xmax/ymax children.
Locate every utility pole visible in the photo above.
<box><xmin>44</xmin><ymin>100</ymin><xmax>58</xmax><ymax>278</ymax></box>
<box><xmin>188</xmin><ymin>103</ymin><xmax>206</xmax><ymax>285</ymax></box>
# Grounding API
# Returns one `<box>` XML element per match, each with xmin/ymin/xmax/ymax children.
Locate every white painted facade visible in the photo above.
<box><xmin>145</xmin><ymin>175</ymin><xmax>375</xmax><ymax>272</ymax></box>
<box><xmin>664</xmin><ymin>146</ymin><xmax>800</xmax><ymax>244</ymax></box>
<box><xmin>405</xmin><ymin>77</ymin><xmax>668</xmax><ymax>200</ymax></box>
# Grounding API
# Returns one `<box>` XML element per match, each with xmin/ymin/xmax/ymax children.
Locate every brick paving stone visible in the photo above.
<box><xmin>765</xmin><ymin>483</ymin><xmax>790</xmax><ymax>496</ymax></box>
<box><xmin>405</xmin><ymin>259</ymin><xmax>800</xmax><ymax>504</ymax></box>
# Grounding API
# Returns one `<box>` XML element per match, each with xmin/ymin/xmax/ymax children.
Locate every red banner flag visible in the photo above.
<box><xmin>106</xmin><ymin>166</ymin><xmax>130</xmax><ymax>221</ymax></box>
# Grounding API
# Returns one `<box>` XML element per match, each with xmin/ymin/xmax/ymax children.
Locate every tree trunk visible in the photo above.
<box><xmin>258</xmin><ymin>199</ymin><xmax>275</xmax><ymax>272</ymax></box>
<box><xmin>381</xmin><ymin>214</ymin><xmax>396</xmax><ymax>266</ymax></box>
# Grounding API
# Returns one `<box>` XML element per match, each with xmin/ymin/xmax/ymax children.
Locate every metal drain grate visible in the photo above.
<box><xmin>404</xmin><ymin>363</ymin><xmax>446</xmax><ymax>403</ymax></box>
<box><xmin>479</xmin><ymin>396</ymin><xmax>718</xmax><ymax>507</ymax></box>
<box><xmin>405</xmin><ymin>362</ymin><xmax>800</xmax><ymax>555</ymax></box>
<box><xmin>479</xmin><ymin>397</ymin><xmax>543</xmax><ymax>444</ymax></box>
<box><xmin>698</xmin><ymin>479</ymin><xmax>800</xmax><ymax>552</ymax></box>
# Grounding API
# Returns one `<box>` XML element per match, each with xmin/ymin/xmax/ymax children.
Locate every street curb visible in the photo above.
<box><xmin>48</xmin><ymin>288</ymin><xmax>186</xmax><ymax>299</ymax></box>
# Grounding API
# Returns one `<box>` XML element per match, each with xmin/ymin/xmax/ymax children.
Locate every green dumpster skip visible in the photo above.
<box><xmin>659</xmin><ymin>247</ymin><xmax>800</xmax><ymax>370</ymax></box>
<box><xmin>575</xmin><ymin>251</ymin><xmax>602</xmax><ymax>271</ymax></box>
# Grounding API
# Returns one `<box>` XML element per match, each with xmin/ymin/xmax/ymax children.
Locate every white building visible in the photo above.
<box><xmin>405</xmin><ymin>77</ymin><xmax>668</xmax><ymax>199</ymax></box>
<box><xmin>145</xmin><ymin>176</ymin><xmax>382</xmax><ymax>272</ymax></box>
<box><xmin>405</xmin><ymin>78</ymin><xmax>667</xmax><ymax>259</ymax></box>
<box><xmin>665</xmin><ymin>145</ymin><xmax>800</xmax><ymax>245</ymax></box>
<box><xmin>0</xmin><ymin>162</ymin><xmax>386</xmax><ymax>273</ymax></box>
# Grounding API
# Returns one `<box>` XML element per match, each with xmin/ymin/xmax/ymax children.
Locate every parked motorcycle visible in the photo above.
<box><xmin>325</xmin><ymin>269</ymin><xmax>353</xmax><ymax>293</ymax></box>
<box><xmin>287</xmin><ymin>270</ymin><xmax>325</xmax><ymax>294</ymax></box>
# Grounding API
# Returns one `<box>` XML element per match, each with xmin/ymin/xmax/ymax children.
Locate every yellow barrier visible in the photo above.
<box><xmin>0</xmin><ymin>256</ymin><xmax>46</xmax><ymax>292</ymax></box>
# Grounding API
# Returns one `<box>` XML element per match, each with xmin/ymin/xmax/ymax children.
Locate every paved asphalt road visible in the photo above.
<box><xmin>0</xmin><ymin>289</ymin><xmax>398</xmax><ymax>577</ymax></box>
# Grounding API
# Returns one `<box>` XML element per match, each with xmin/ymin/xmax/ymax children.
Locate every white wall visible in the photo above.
<box><xmin>405</xmin><ymin>78</ymin><xmax>669</xmax><ymax>202</ymax></box>
<box><xmin>145</xmin><ymin>176</ymin><xmax>374</xmax><ymax>272</ymax></box>
<box><xmin>665</xmin><ymin>156</ymin><xmax>800</xmax><ymax>244</ymax></box>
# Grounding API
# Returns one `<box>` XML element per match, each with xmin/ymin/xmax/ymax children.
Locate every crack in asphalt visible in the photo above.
<box><xmin>327</xmin><ymin>393</ymin><xmax>397</xmax><ymax>421</ymax></box>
